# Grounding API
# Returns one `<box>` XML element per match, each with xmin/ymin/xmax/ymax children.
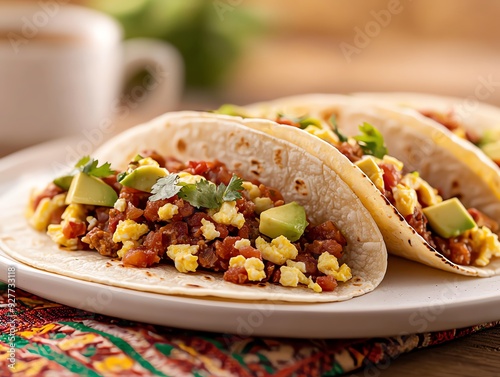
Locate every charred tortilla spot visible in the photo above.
<box><xmin>106</xmin><ymin>262</ymin><xmax>112</xmax><ymax>267</ymax></box>
<box><xmin>186</xmin><ymin>284</ymin><xmax>201</xmax><ymax>288</ymax></box>
<box><xmin>235</xmin><ymin>137</ymin><xmax>250</xmax><ymax>151</ymax></box>
<box><xmin>202</xmin><ymin>275</ymin><xmax>214</xmax><ymax>281</ymax></box>
<box><xmin>408</xmin><ymin>239</ymin><xmax>412</xmax><ymax>246</ymax></box>
<box><xmin>294</xmin><ymin>179</ymin><xmax>308</xmax><ymax>196</ymax></box>
<box><xmin>274</xmin><ymin>149</ymin><xmax>283</xmax><ymax>168</ymax></box>
<box><xmin>250</xmin><ymin>159</ymin><xmax>264</xmax><ymax>174</ymax></box>
<box><xmin>145</xmin><ymin>271</ymin><xmax>153</xmax><ymax>277</ymax></box>
<box><xmin>257</xmin><ymin>283</ymin><xmax>267</xmax><ymax>287</ymax></box>
<box><xmin>177</xmin><ymin>138</ymin><xmax>186</xmax><ymax>153</ymax></box>
<box><xmin>234</xmin><ymin>162</ymin><xmax>242</xmax><ymax>169</ymax></box>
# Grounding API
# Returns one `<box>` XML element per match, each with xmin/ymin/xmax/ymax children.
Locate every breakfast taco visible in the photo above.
<box><xmin>0</xmin><ymin>112</ymin><xmax>387</xmax><ymax>302</ymax></box>
<box><xmin>354</xmin><ymin>92</ymin><xmax>500</xmax><ymax>167</ymax></box>
<box><xmin>227</xmin><ymin>94</ymin><xmax>500</xmax><ymax>277</ymax></box>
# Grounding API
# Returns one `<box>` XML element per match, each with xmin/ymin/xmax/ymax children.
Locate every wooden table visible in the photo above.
<box><xmin>355</xmin><ymin>326</ymin><xmax>500</xmax><ymax>376</ymax></box>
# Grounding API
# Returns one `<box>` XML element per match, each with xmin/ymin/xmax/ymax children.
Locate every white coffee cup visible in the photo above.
<box><xmin>0</xmin><ymin>2</ymin><xmax>183</xmax><ymax>154</ymax></box>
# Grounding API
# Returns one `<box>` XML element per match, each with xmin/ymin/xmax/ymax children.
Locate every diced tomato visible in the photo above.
<box><xmin>63</xmin><ymin>221</ymin><xmax>87</xmax><ymax>239</ymax></box>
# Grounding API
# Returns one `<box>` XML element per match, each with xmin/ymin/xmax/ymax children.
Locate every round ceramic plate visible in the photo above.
<box><xmin>0</xmin><ymin>138</ymin><xmax>499</xmax><ymax>339</ymax></box>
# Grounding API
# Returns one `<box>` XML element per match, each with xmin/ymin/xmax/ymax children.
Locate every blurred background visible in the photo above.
<box><xmin>2</xmin><ymin>0</ymin><xmax>500</xmax><ymax>152</ymax></box>
<box><xmin>84</xmin><ymin>0</ymin><xmax>500</xmax><ymax>107</ymax></box>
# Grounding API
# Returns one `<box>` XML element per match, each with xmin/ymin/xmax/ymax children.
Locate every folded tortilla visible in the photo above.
<box><xmin>0</xmin><ymin>112</ymin><xmax>387</xmax><ymax>302</ymax></box>
<box><xmin>242</xmin><ymin>94</ymin><xmax>500</xmax><ymax>277</ymax></box>
<box><xmin>353</xmin><ymin>92</ymin><xmax>500</xmax><ymax>165</ymax></box>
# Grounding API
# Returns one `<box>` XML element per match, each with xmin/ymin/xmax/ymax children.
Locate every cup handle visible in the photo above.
<box><xmin>119</xmin><ymin>38</ymin><xmax>184</xmax><ymax>129</ymax></box>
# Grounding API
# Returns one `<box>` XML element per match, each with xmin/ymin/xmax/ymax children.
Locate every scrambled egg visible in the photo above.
<box><xmin>242</xmin><ymin>181</ymin><xmax>273</xmax><ymax>214</ymax></box>
<box><xmin>86</xmin><ymin>216</ymin><xmax>98</xmax><ymax>231</ymax></box>
<box><xmin>117</xmin><ymin>240</ymin><xmax>140</xmax><ymax>259</ymax></box>
<box><xmin>242</xmin><ymin>181</ymin><xmax>261</xmax><ymax>200</ymax></box>
<box><xmin>46</xmin><ymin>203</ymin><xmax>88</xmax><ymax>250</ymax></box>
<box><xmin>112</xmin><ymin>219</ymin><xmax>149</xmax><ymax>243</ymax></box>
<box><xmin>234</xmin><ymin>238</ymin><xmax>251</xmax><ymax>249</ymax></box>
<box><xmin>255</xmin><ymin>236</ymin><xmax>298</xmax><ymax>265</ymax></box>
<box><xmin>47</xmin><ymin>224</ymin><xmax>78</xmax><ymax>249</ymax></box>
<box><xmin>158</xmin><ymin>203</ymin><xmax>179</xmax><ymax>221</ymax></box>
<box><xmin>177</xmin><ymin>171</ymin><xmax>205</xmax><ymax>185</ymax></box>
<box><xmin>253</xmin><ymin>197</ymin><xmax>273</xmax><ymax>214</ymax></box>
<box><xmin>200</xmin><ymin>218</ymin><xmax>220</xmax><ymax>241</ymax></box>
<box><xmin>279</xmin><ymin>266</ymin><xmax>322</xmax><ymax>292</ymax></box>
<box><xmin>166</xmin><ymin>244</ymin><xmax>199</xmax><ymax>273</ymax></box>
<box><xmin>303</xmin><ymin>125</ymin><xmax>338</xmax><ymax>144</ymax></box>
<box><xmin>114</xmin><ymin>198</ymin><xmax>127</xmax><ymax>212</ymax></box>
<box><xmin>29</xmin><ymin>193</ymin><xmax>66</xmax><ymax>231</ymax></box>
<box><xmin>138</xmin><ymin>157</ymin><xmax>160</xmax><ymax>167</ymax></box>
<box><xmin>392</xmin><ymin>184</ymin><xmax>418</xmax><ymax>217</ymax></box>
<box><xmin>468</xmin><ymin>227</ymin><xmax>500</xmax><ymax>267</ymax></box>
<box><xmin>381</xmin><ymin>155</ymin><xmax>404</xmax><ymax>171</ymax></box>
<box><xmin>400</xmin><ymin>173</ymin><xmax>442</xmax><ymax>207</ymax></box>
<box><xmin>317</xmin><ymin>252</ymin><xmax>352</xmax><ymax>282</ymax></box>
<box><xmin>285</xmin><ymin>259</ymin><xmax>306</xmax><ymax>273</ymax></box>
<box><xmin>211</xmin><ymin>201</ymin><xmax>245</xmax><ymax>229</ymax></box>
<box><xmin>229</xmin><ymin>255</ymin><xmax>266</xmax><ymax>281</ymax></box>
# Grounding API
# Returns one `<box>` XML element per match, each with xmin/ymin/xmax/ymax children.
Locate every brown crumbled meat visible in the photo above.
<box><xmin>197</xmin><ymin>242</ymin><xmax>226</xmax><ymax>271</ymax></box>
<box><xmin>82</xmin><ymin>228</ymin><xmax>120</xmax><ymax>257</ymax></box>
<box><xmin>434</xmin><ymin>236</ymin><xmax>474</xmax><ymax>266</ymax></box>
<box><xmin>337</xmin><ymin>142</ymin><xmax>364</xmax><ymax>163</ymax></box>
<box><xmin>295</xmin><ymin>253</ymin><xmax>319</xmax><ymax>275</ymax></box>
<box><xmin>405</xmin><ymin>209</ymin><xmax>435</xmax><ymax>247</ymax></box>
<box><xmin>305</xmin><ymin>221</ymin><xmax>346</xmax><ymax>246</ymax></box>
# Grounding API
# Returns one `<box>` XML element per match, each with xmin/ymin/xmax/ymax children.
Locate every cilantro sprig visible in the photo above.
<box><xmin>53</xmin><ymin>156</ymin><xmax>116</xmax><ymax>189</ymax></box>
<box><xmin>353</xmin><ymin>123</ymin><xmax>387</xmax><ymax>159</ymax></box>
<box><xmin>75</xmin><ymin>156</ymin><xmax>115</xmax><ymax>178</ymax></box>
<box><xmin>329</xmin><ymin>115</ymin><xmax>348</xmax><ymax>143</ymax></box>
<box><xmin>149</xmin><ymin>174</ymin><xmax>244</xmax><ymax>209</ymax></box>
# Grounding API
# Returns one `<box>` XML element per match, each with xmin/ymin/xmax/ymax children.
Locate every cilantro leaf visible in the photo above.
<box><xmin>149</xmin><ymin>173</ymin><xmax>243</xmax><ymax>209</ymax></box>
<box><xmin>221</xmin><ymin>175</ymin><xmax>243</xmax><ymax>202</ymax></box>
<box><xmin>179</xmin><ymin>179</ymin><xmax>220</xmax><ymax>209</ymax></box>
<box><xmin>149</xmin><ymin>174</ymin><xmax>182</xmax><ymax>202</ymax></box>
<box><xmin>80</xmin><ymin>159</ymin><xmax>115</xmax><ymax>178</ymax></box>
<box><xmin>329</xmin><ymin>115</ymin><xmax>348</xmax><ymax>143</ymax></box>
<box><xmin>353</xmin><ymin>122</ymin><xmax>388</xmax><ymax>159</ymax></box>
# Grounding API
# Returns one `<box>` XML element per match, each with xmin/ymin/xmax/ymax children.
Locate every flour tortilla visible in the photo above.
<box><xmin>243</xmin><ymin>94</ymin><xmax>500</xmax><ymax>277</ymax></box>
<box><xmin>353</xmin><ymin>92</ymin><xmax>500</xmax><ymax>138</ymax></box>
<box><xmin>0</xmin><ymin>112</ymin><xmax>387</xmax><ymax>302</ymax></box>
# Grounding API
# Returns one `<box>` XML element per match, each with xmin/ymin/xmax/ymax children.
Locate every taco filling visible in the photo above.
<box><xmin>218</xmin><ymin>106</ymin><xmax>500</xmax><ymax>267</ymax></box>
<box><xmin>27</xmin><ymin>152</ymin><xmax>352</xmax><ymax>293</ymax></box>
<box><xmin>418</xmin><ymin>110</ymin><xmax>500</xmax><ymax>167</ymax></box>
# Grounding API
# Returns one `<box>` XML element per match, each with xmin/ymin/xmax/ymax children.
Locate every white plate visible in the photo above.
<box><xmin>0</xmin><ymin>139</ymin><xmax>499</xmax><ymax>339</ymax></box>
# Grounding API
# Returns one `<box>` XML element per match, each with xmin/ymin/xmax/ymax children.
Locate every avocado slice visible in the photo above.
<box><xmin>422</xmin><ymin>198</ymin><xmax>476</xmax><ymax>238</ymax></box>
<box><xmin>259</xmin><ymin>201</ymin><xmax>308</xmax><ymax>242</ymax></box>
<box><xmin>119</xmin><ymin>165</ymin><xmax>168</xmax><ymax>192</ymax></box>
<box><xmin>53</xmin><ymin>175</ymin><xmax>74</xmax><ymax>191</ymax></box>
<box><xmin>65</xmin><ymin>172</ymin><xmax>118</xmax><ymax>207</ymax></box>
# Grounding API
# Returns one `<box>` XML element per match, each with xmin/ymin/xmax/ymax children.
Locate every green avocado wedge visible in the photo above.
<box><xmin>65</xmin><ymin>172</ymin><xmax>118</xmax><ymax>207</ymax></box>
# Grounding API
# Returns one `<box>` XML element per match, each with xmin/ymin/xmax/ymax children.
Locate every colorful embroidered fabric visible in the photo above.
<box><xmin>0</xmin><ymin>284</ymin><xmax>498</xmax><ymax>377</ymax></box>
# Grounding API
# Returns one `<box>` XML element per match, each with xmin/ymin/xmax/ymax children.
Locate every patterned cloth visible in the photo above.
<box><xmin>0</xmin><ymin>284</ymin><xmax>498</xmax><ymax>377</ymax></box>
